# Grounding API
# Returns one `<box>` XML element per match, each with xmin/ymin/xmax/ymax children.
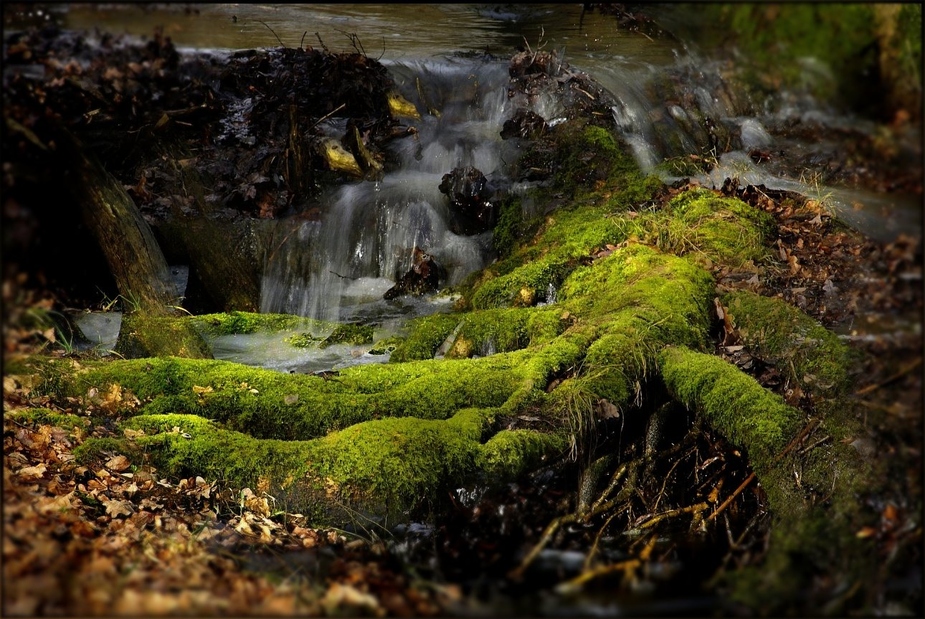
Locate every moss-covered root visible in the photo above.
<box><xmin>74</xmin><ymin>410</ymin><xmax>567</xmax><ymax>525</ymax></box>
<box><xmin>660</xmin><ymin>345</ymin><xmax>880</xmax><ymax>613</ymax></box>
<box><xmin>722</xmin><ymin>290</ymin><xmax>857</xmax><ymax>402</ymax></box>
<box><xmin>660</xmin><ymin>345</ymin><xmax>802</xmax><ymax>463</ymax></box>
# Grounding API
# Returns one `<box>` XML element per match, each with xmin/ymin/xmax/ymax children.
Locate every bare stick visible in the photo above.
<box><xmin>855</xmin><ymin>357</ymin><xmax>922</xmax><ymax>395</ymax></box>
<box><xmin>255</xmin><ymin>20</ymin><xmax>285</xmax><ymax>48</ymax></box>
<box><xmin>635</xmin><ymin>501</ymin><xmax>710</xmax><ymax>530</ymax></box>
<box><xmin>310</xmin><ymin>103</ymin><xmax>347</xmax><ymax>128</ymax></box>
<box><xmin>706</xmin><ymin>472</ymin><xmax>756</xmax><ymax>522</ymax></box>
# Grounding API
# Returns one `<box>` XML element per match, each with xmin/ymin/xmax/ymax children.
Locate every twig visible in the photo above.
<box><xmin>635</xmin><ymin>501</ymin><xmax>709</xmax><ymax>530</ymax></box>
<box><xmin>300</xmin><ymin>31</ymin><xmax>307</xmax><ymax>51</ymax></box>
<box><xmin>651</xmin><ymin>451</ymin><xmax>684</xmax><ymax>512</ymax></box>
<box><xmin>707</xmin><ymin>418</ymin><xmax>819</xmax><ymax>522</ymax></box>
<box><xmin>583</xmin><ymin>508</ymin><xmax>623</xmax><ymax>570</ymax></box>
<box><xmin>854</xmin><ymin>357</ymin><xmax>922</xmax><ymax>396</ymax></box>
<box><xmin>799</xmin><ymin>434</ymin><xmax>831</xmax><ymax>455</ymax></box>
<box><xmin>310</xmin><ymin>103</ymin><xmax>347</xmax><ymax>128</ymax></box>
<box><xmin>706</xmin><ymin>472</ymin><xmax>755</xmax><ymax>522</ymax></box>
<box><xmin>255</xmin><ymin>20</ymin><xmax>285</xmax><ymax>48</ymax></box>
<box><xmin>509</xmin><ymin>511</ymin><xmax>578</xmax><ymax>580</ymax></box>
<box><xmin>556</xmin><ymin>558</ymin><xmax>641</xmax><ymax>594</ymax></box>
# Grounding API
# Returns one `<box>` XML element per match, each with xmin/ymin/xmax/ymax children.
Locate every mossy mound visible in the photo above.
<box><xmin>15</xmin><ymin>114</ymin><xmax>886</xmax><ymax>611</ymax></box>
<box><xmin>723</xmin><ymin>290</ymin><xmax>856</xmax><ymax>399</ymax></box>
<box><xmin>190</xmin><ymin>311</ymin><xmax>313</xmax><ymax>336</ymax></box>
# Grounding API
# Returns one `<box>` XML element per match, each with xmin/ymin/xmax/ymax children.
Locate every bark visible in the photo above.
<box><xmin>61</xmin><ymin>131</ymin><xmax>176</xmax><ymax>316</ymax></box>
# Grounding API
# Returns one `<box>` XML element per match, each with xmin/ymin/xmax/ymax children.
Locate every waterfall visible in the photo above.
<box><xmin>260</xmin><ymin>57</ymin><xmax>514</xmax><ymax>322</ymax></box>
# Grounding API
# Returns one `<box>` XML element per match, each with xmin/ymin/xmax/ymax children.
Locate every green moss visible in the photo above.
<box><xmin>477</xmin><ymin>429</ymin><xmax>568</xmax><ymax>479</ymax></box>
<box><xmin>553</xmin><ymin>123</ymin><xmax>640</xmax><ymax>196</ymax></box>
<box><xmin>723</xmin><ymin>290</ymin><xmax>856</xmax><ymax>399</ymax></box>
<box><xmin>285</xmin><ymin>332</ymin><xmax>321</xmax><ymax>348</ymax></box>
<box><xmin>389</xmin><ymin>313</ymin><xmax>459</xmax><ymax>362</ymax></box>
<box><xmin>470</xmin><ymin>257</ymin><xmax>573</xmax><ymax>310</ymax></box>
<box><xmin>5</xmin><ymin>408</ymin><xmax>90</xmax><ymax>431</ymax></box>
<box><xmin>115</xmin><ymin>313</ymin><xmax>212</xmax><ymax>359</ymax></box>
<box><xmin>73</xmin><ymin>436</ymin><xmax>144</xmax><ymax>465</ymax></box>
<box><xmin>100</xmin><ymin>408</ymin><xmax>510</xmax><ymax>523</ymax></box>
<box><xmin>492</xmin><ymin>195</ymin><xmax>529</xmax><ymax>258</ymax></box>
<box><xmin>319</xmin><ymin>323</ymin><xmax>374</xmax><ymax>348</ymax></box>
<box><xmin>50</xmin><ymin>355</ymin><xmax>533</xmax><ymax>440</ymax></box>
<box><xmin>190</xmin><ymin>311</ymin><xmax>313</xmax><ymax>336</ymax></box>
<box><xmin>659</xmin><ymin>345</ymin><xmax>801</xmax><ymax>463</ymax></box>
<box><xmin>632</xmin><ymin>188</ymin><xmax>774</xmax><ymax>268</ymax></box>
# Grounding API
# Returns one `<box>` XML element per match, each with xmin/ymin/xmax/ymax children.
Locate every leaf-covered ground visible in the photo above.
<box><xmin>3</xmin><ymin>367</ymin><xmax>457</xmax><ymax>616</ymax></box>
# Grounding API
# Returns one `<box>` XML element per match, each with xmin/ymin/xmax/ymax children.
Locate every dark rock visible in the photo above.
<box><xmin>384</xmin><ymin>247</ymin><xmax>443</xmax><ymax>300</ymax></box>
<box><xmin>438</xmin><ymin>166</ymin><xmax>496</xmax><ymax>235</ymax></box>
<box><xmin>501</xmin><ymin>108</ymin><xmax>549</xmax><ymax>140</ymax></box>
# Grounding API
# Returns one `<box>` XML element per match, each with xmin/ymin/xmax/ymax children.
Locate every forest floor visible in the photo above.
<box><xmin>2</xmin><ymin>14</ymin><xmax>922</xmax><ymax>617</ymax></box>
<box><xmin>3</xmin><ymin>179</ymin><xmax>921</xmax><ymax>616</ymax></box>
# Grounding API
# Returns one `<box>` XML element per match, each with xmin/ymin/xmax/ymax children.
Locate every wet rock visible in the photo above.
<box><xmin>384</xmin><ymin>247</ymin><xmax>444</xmax><ymax>300</ymax></box>
<box><xmin>438</xmin><ymin>166</ymin><xmax>496</xmax><ymax>235</ymax></box>
<box><xmin>500</xmin><ymin>108</ymin><xmax>549</xmax><ymax>140</ymax></box>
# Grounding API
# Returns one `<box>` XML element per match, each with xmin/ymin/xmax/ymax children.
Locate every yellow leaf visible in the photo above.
<box><xmin>192</xmin><ymin>385</ymin><xmax>213</xmax><ymax>395</ymax></box>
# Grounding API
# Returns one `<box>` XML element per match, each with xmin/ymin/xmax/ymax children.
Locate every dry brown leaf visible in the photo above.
<box><xmin>105</xmin><ymin>455</ymin><xmax>131</xmax><ymax>472</ymax></box>
<box><xmin>16</xmin><ymin>463</ymin><xmax>47</xmax><ymax>479</ymax></box>
<box><xmin>103</xmin><ymin>498</ymin><xmax>134</xmax><ymax>518</ymax></box>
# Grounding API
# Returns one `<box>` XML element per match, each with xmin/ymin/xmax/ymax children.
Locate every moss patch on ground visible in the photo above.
<box><xmin>13</xmin><ymin>116</ymin><xmax>887</xmax><ymax>611</ymax></box>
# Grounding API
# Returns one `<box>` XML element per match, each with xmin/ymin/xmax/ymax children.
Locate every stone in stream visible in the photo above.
<box><xmin>500</xmin><ymin>108</ymin><xmax>549</xmax><ymax>140</ymax></box>
<box><xmin>383</xmin><ymin>247</ymin><xmax>444</xmax><ymax>300</ymax></box>
<box><xmin>438</xmin><ymin>166</ymin><xmax>497</xmax><ymax>235</ymax></box>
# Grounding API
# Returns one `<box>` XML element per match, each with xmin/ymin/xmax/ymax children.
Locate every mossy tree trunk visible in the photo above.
<box><xmin>62</xmin><ymin>131</ymin><xmax>176</xmax><ymax>315</ymax></box>
<box><xmin>61</xmin><ymin>132</ymin><xmax>210</xmax><ymax>358</ymax></box>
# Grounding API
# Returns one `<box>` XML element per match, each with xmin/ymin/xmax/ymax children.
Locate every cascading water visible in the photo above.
<box><xmin>81</xmin><ymin>2</ymin><xmax>914</xmax><ymax>373</ymax></box>
<box><xmin>581</xmin><ymin>53</ymin><xmax>922</xmax><ymax>242</ymax></box>
<box><xmin>259</xmin><ymin>56</ymin><xmax>519</xmax><ymax>326</ymax></box>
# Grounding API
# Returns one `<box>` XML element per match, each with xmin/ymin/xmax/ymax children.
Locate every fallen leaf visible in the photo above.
<box><xmin>16</xmin><ymin>463</ymin><xmax>47</xmax><ymax>479</ymax></box>
<box><xmin>103</xmin><ymin>498</ymin><xmax>134</xmax><ymax>518</ymax></box>
<box><xmin>105</xmin><ymin>454</ymin><xmax>132</xmax><ymax>472</ymax></box>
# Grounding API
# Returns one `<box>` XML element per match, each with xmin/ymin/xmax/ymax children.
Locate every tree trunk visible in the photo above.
<box><xmin>61</xmin><ymin>131</ymin><xmax>176</xmax><ymax>316</ymax></box>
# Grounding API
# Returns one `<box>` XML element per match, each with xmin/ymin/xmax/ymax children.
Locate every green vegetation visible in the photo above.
<box><xmin>189</xmin><ymin>311</ymin><xmax>335</xmax><ymax>337</ymax></box>
<box><xmin>670</xmin><ymin>4</ymin><xmax>923</xmax><ymax>119</ymax></box>
<box><xmin>723</xmin><ymin>290</ymin><xmax>857</xmax><ymax>399</ymax></box>
<box><xmin>115</xmin><ymin>312</ymin><xmax>212</xmax><ymax>359</ymax></box>
<box><xmin>15</xmin><ymin>115</ymin><xmax>885</xmax><ymax>611</ymax></box>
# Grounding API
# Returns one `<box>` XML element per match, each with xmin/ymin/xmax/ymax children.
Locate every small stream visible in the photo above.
<box><xmin>18</xmin><ymin>5</ymin><xmax>920</xmax><ymax>614</ymax></box>
<box><xmin>42</xmin><ymin>3</ymin><xmax>920</xmax><ymax>370</ymax></box>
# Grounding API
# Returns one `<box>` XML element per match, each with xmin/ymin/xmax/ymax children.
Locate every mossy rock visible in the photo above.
<box><xmin>319</xmin><ymin>323</ymin><xmax>374</xmax><ymax>348</ymax></box>
<box><xmin>190</xmin><ymin>311</ymin><xmax>322</xmax><ymax>336</ymax></box>
<box><xmin>115</xmin><ymin>313</ymin><xmax>212</xmax><ymax>359</ymax></box>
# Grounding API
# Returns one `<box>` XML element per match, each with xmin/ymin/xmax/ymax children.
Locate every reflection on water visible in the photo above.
<box><xmin>51</xmin><ymin>3</ymin><xmax>679</xmax><ymax>63</ymax></box>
